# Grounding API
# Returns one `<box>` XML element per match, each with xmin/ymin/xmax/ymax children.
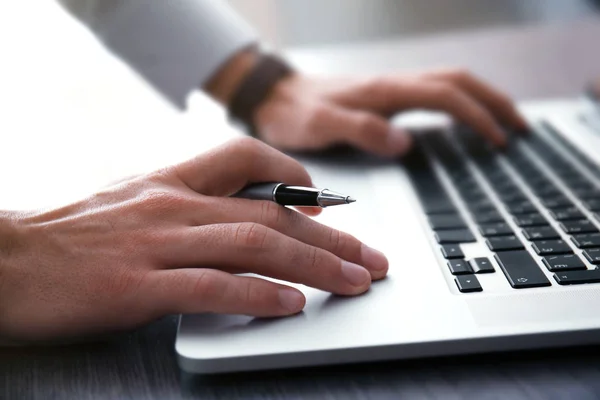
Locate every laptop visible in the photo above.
<box><xmin>175</xmin><ymin>94</ymin><xmax>600</xmax><ymax>374</ymax></box>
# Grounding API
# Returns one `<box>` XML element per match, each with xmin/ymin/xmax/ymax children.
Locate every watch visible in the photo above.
<box><xmin>228</xmin><ymin>53</ymin><xmax>294</xmax><ymax>137</ymax></box>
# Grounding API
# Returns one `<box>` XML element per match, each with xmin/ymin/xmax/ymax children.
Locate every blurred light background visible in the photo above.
<box><xmin>0</xmin><ymin>0</ymin><xmax>598</xmax><ymax>211</ymax></box>
<box><xmin>226</xmin><ymin>0</ymin><xmax>600</xmax><ymax>48</ymax></box>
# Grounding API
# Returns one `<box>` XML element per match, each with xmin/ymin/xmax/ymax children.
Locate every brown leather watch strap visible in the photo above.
<box><xmin>228</xmin><ymin>54</ymin><xmax>294</xmax><ymax>137</ymax></box>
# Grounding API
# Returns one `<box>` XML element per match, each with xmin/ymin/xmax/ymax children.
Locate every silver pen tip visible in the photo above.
<box><xmin>346</xmin><ymin>196</ymin><xmax>356</xmax><ymax>204</ymax></box>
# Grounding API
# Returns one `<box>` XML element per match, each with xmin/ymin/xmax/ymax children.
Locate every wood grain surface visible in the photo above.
<box><xmin>3</xmin><ymin>14</ymin><xmax>600</xmax><ymax>400</ymax></box>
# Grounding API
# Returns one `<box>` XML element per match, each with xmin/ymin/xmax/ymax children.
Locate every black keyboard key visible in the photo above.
<box><xmin>550</xmin><ymin>209</ymin><xmax>586</xmax><ymax>221</ymax></box>
<box><xmin>543</xmin><ymin>254</ymin><xmax>587</xmax><ymax>272</ymax></box>
<box><xmin>479</xmin><ymin>223</ymin><xmax>513</xmax><ymax>237</ymax></box>
<box><xmin>583</xmin><ymin>249</ymin><xmax>600</xmax><ymax>265</ymax></box>
<box><xmin>573</xmin><ymin>187</ymin><xmax>600</xmax><ymax>200</ymax></box>
<box><xmin>528</xmin><ymin>179</ymin><xmax>552</xmax><ymax>192</ymax></box>
<box><xmin>454</xmin><ymin>178</ymin><xmax>478</xmax><ymax>188</ymax></box>
<box><xmin>554</xmin><ymin>269</ymin><xmax>600</xmax><ymax>285</ymax></box>
<box><xmin>534</xmin><ymin>187</ymin><xmax>563</xmax><ymax>198</ymax></box>
<box><xmin>571</xmin><ymin>233</ymin><xmax>600</xmax><ymax>249</ymax></box>
<box><xmin>461</xmin><ymin>189</ymin><xmax>488</xmax><ymax>203</ymax></box>
<box><xmin>447</xmin><ymin>259</ymin><xmax>473</xmax><ymax>275</ymax></box>
<box><xmin>455</xmin><ymin>275</ymin><xmax>483</xmax><ymax>292</ymax></box>
<box><xmin>522</xmin><ymin>226</ymin><xmax>560</xmax><ymax>241</ymax></box>
<box><xmin>494</xmin><ymin>251</ymin><xmax>551</xmax><ymax>288</ymax></box>
<box><xmin>469</xmin><ymin>257</ymin><xmax>495</xmax><ymax>273</ymax></box>
<box><xmin>564</xmin><ymin>177</ymin><xmax>591</xmax><ymax>188</ymax></box>
<box><xmin>498</xmin><ymin>191</ymin><xmax>528</xmax><ymax>204</ymax></box>
<box><xmin>435</xmin><ymin>229</ymin><xmax>476</xmax><ymax>244</ymax></box>
<box><xmin>549</xmin><ymin>206</ymin><xmax>582</xmax><ymax>215</ymax></box>
<box><xmin>429</xmin><ymin>214</ymin><xmax>467</xmax><ymax>230</ymax></box>
<box><xmin>541</xmin><ymin>197</ymin><xmax>574</xmax><ymax>209</ymax></box>
<box><xmin>541</xmin><ymin>121</ymin><xmax>600</xmax><ymax>181</ymax></box>
<box><xmin>559</xmin><ymin>220</ymin><xmax>599</xmax><ymax>234</ymax></box>
<box><xmin>468</xmin><ymin>200</ymin><xmax>497</xmax><ymax>213</ymax></box>
<box><xmin>424</xmin><ymin>201</ymin><xmax>457</xmax><ymax>215</ymax></box>
<box><xmin>441</xmin><ymin>245</ymin><xmax>464</xmax><ymax>259</ymax></box>
<box><xmin>583</xmin><ymin>199</ymin><xmax>600</xmax><ymax>211</ymax></box>
<box><xmin>486</xmin><ymin>236</ymin><xmax>525</xmax><ymax>251</ymax></box>
<box><xmin>505</xmin><ymin>201</ymin><xmax>538</xmax><ymax>215</ymax></box>
<box><xmin>532</xmin><ymin>240</ymin><xmax>572</xmax><ymax>255</ymax></box>
<box><xmin>513</xmin><ymin>214</ymin><xmax>548</xmax><ymax>227</ymax></box>
<box><xmin>494</xmin><ymin>181</ymin><xmax>520</xmax><ymax>193</ymax></box>
<box><xmin>473</xmin><ymin>211</ymin><xmax>505</xmax><ymax>224</ymax></box>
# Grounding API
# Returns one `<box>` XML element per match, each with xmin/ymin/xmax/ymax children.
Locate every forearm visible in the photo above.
<box><xmin>0</xmin><ymin>212</ymin><xmax>23</xmax><ymax>340</ymax></box>
<box><xmin>56</xmin><ymin>0</ymin><xmax>259</xmax><ymax>109</ymax></box>
<box><xmin>0</xmin><ymin>212</ymin><xmax>22</xmax><ymax>264</ymax></box>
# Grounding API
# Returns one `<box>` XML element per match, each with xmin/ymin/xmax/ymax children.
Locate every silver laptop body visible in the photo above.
<box><xmin>176</xmin><ymin>97</ymin><xmax>600</xmax><ymax>374</ymax></box>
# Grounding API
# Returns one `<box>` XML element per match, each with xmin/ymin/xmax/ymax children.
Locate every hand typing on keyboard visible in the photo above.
<box><xmin>0</xmin><ymin>138</ymin><xmax>388</xmax><ymax>342</ymax></box>
<box><xmin>254</xmin><ymin>69</ymin><xmax>527</xmax><ymax>157</ymax></box>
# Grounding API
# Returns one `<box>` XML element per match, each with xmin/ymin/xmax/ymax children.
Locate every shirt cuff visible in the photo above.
<box><xmin>95</xmin><ymin>0</ymin><xmax>259</xmax><ymax>110</ymax></box>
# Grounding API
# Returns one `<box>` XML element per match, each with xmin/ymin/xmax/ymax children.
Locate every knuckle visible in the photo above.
<box><xmin>137</xmin><ymin>228</ymin><xmax>172</xmax><ymax>250</ymax></box>
<box><xmin>306</xmin><ymin>105</ymin><xmax>332</xmax><ymax>132</ymax></box>
<box><xmin>445</xmin><ymin>67</ymin><xmax>471</xmax><ymax>82</ymax></box>
<box><xmin>260</xmin><ymin>201</ymin><xmax>292</xmax><ymax>228</ymax></box>
<box><xmin>234</xmin><ymin>279</ymin><xmax>264</xmax><ymax>306</ymax></box>
<box><xmin>497</xmin><ymin>93</ymin><xmax>514</xmax><ymax>108</ymax></box>
<box><xmin>366</xmin><ymin>77</ymin><xmax>394</xmax><ymax>102</ymax></box>
<box><xmin>355</xmin><ymin>114</ymin><xmax>385</xmax><ymax>137</ymax></box>
<box><xmin>329</xmin><ymin>229</ymin><xmax>356</xmax><ymax>253</ymax></box>
<box><xmin>367</xmin><ymin>76</ymin><xmax>389</xmax><ymax>94</ymax></box>
<box><xmin>307</xmin><ymin>246</ymin><xmax>321</xmax><ymax>270</ymax></box>
<box><xmin>229</xmin><ymin>136</ymin><xmax>265</xmax><ymax>157</ymax></box>
<box><xmin>328</xmin><ymin>229</ymin><xmax>360</xmax><ymax>256</ymax></box>
<box><xmin>432</xmin><ymin>82</ymin><xmax>457</xmax><ymax>100</ymax></box>
<box><xmin>329</xmin><ymin>229</ymin><xmax>345</xmax><ymax>253</ymax></box>
<box><xmin>137</xmin><ymin>188</ymin><xmax>192</xmax><ymax>214</ymax></box>
<box><xmin>190</xmin><ymin>270</ymin><xmax>224</xmax><ymax>301</ymax></box>
<box><xmin>150</xmin><ymin>167</ymin><xmax>175</xmax><ymax>182</ymax></box>
<box><xmin>104</xmin><ymin>270</ymin><xmax>146</xmax><ymax>297</ymax></box>
<box><xmin>233</xmin><ymin>222</ymin><xmax>270</xmax><ymax>250</ymax></box>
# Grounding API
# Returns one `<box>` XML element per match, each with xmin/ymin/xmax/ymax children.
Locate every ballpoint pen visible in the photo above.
<box><xmin>233</xmin><ymin>182</ymin><xmax>356</xmax><ymax>207</ymax></box>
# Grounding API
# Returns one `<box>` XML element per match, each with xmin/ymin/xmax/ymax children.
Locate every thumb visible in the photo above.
<box><xmin>325</xmin><ymin>107</ymin><xmax>413</xmax><ymax>157</ymax></box>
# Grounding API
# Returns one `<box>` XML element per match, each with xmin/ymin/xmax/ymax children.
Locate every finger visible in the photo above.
<box><xmin>183</xmin><ymin>198</ymin><xmax>388</xmax><ymax>280</ymax></box>
<box><xmin>337</xmin><ymin>78</ymin><xmax>508</xmax><ymax>147</ymax></box>
<box><xmin>171</xmin><ymin>137</ymin><xmax>313</xmax><ymax>197</ymax></box>
<box><xmin>160</xmin><ymin>222</ymin><xmax>374</xmax><ymax>296</ymax></box>
<box><xmin>143</xmin><ymin>268</ymin><xmax>306</xmax><ymax>317</ymax></box>
<box><xmin>314</xmin><ymin>105</ymin><xmax>413</xmax><ymax>157</ymax></box>
<box><xmin>426</xmin><ymin>69</ymin><xmax>528</xmax><ymax>130</ymax></box>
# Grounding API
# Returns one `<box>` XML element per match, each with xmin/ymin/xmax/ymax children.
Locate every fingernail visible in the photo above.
<box><xmin>341</xmin><ymin>261</ymin><xmax>371</xmax><ymax>287</ymax></box>
<box><xmin>387</xmin><ymin>127</ymin><xmax>412</xmax><ymax>154</ymax></box>
<box><xmin>278</xmin><ymin>289</ymin><xmax>304</xmax><ymax>313</ymax></box>
<box><xmin>361</xmin><ymin>244</ymin><xmax>389</xmax><ymax>271</ymax></box>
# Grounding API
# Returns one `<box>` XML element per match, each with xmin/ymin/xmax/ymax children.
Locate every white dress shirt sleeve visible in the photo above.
<box><xmin>57</xmin><ymin>0</ymin><xmax>259</xmax><ymax>109</ymax></box>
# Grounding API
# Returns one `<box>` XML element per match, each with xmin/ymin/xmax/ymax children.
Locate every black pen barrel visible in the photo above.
<box><xmin>274</xmin><ymin>185</ymin><xmax>319</xmax><ymax>206</ymax></box>
<box><xmin>234</xmin><ymin>182</ymin><xmax>280</xmax><ymax>201</ymax></box>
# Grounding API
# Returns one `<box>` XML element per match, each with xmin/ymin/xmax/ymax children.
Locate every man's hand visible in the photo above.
<box><xmin>0</xmin><ymin>138</ymin><xmax>388</xmax><ymax>342</ymax></box>
<box><xmin>254</xmin><ymin>69</ymin><xmax>528</xmax><ymax>156</ymax></box>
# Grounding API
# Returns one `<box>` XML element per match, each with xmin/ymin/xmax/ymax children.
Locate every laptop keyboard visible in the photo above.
<box><xmin>404</xmin><ymin>122</ymin><xmax>600</xmax><ymax>293</ymax></box>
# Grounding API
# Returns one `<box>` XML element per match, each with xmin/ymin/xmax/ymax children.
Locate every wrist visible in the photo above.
<box><xmin>226</xmin><ymin>54</ymin><xmax>295</xmax><ymax>137</ymax></box>
<box><xmin>204</xmin><ymin>47</ymin><xmax>260</xmax><ymax>107</ymax></box>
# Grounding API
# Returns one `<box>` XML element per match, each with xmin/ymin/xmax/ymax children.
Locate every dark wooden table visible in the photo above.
<box><xmin>4</xmin><ymin>315</ymin><xmax>600</xmax><ymax>400</ymax></box>
<box><xmin>4</xmin><ymin>16</ymin><xmax>600</xmax><ymax>400</ymax></box>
